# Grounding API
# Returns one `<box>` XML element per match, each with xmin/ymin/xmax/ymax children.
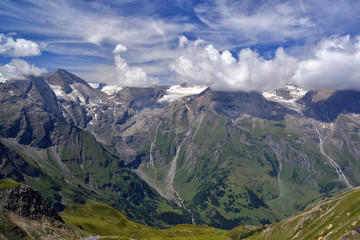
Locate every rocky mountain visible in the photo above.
<box><xmin>0</xmin><ymin>71</ymin><xmax>191</xmax><ymax>228</ymax></box>
<box><xmin>0</xmin><ymin>69</ymin><xmax>360</xmax><ymax>230</ymax></box>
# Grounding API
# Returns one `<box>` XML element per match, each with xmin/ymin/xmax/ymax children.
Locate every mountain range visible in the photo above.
<box><xmin>0</xmin><ymin>69</ymin><xmax>360</xmax><ymax>231</ymax></box>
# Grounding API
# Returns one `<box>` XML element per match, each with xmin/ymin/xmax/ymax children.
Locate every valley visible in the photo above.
<box><xmin>1</xmin><ymin>178</ymin><xmax>360</xmax><ymax>240</ymax></box>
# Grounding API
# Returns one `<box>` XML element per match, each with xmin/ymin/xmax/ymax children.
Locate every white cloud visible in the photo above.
<box><xmin>170</xmin><ymin>37</ymin><xmax>298</xmax><ymax>92</ymax></box>
<box><xmin>194</xmin><ymin>0</ymin><xmax>316</xmax><ymax>45</ymax></box>
<box><xmin>0</xmin><ymin>34</ymin><xmax>41</xmax><ymax>57</ymax></box>
<box><xmin>179</xmin><ymin>36</ymin><xmax>189</xmax><ymax>48</ymax></box>
<box><xmin>113</xmin><ymin>44</ymin><xmax>159</xmax><ymax>87</ymax></box>
<box><xmin>0</xmin><ymin>59</ymin><xmax>47</xmax><ymax>81</ymax></box>
<box><xmin>171</xmin><ymin>35</ymin><xmax>360</xmax><ymax>92</ymax></box>
<box><xmin>2</xmin><ymin>0</ymin><xmax>360</xmax><ymax>88</ymax></box>
<box><xmin>0</xmin><ymin>1</ymin><xmax>194</xmax><ymax>81</ymax></box>
<box><xmin>292</xmin><ymin>35</ymin><xmax>360</xmax><ymax>90</ymax></box>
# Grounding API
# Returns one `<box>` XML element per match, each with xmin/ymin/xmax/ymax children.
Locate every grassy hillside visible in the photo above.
<box><xmin>248</xmin><ymin>187</ymin><xmax>360</xmax><ymax>240</ymax></box>
<box><xmin>60</xmin><ymin>202</ymin><xmax>264</xmax><ymax>240</ymax></box>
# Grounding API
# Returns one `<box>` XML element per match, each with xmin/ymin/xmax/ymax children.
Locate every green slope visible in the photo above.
<box><xmin>139</xmin><ymin>100</ymin><xmax>354</xmax><ymax>229</ymax></box>
<box><xmin>248</xmin><ymin>186</ymin><xmax>360</xmax><ymax>240</ymax></box>
<box><xmin>62</xmin><ymin>187</ymin><xmax>360</xmax><ymax>240</ymax></box>
<box><xmin>60</xmin><ymin>202</ymin><xmax>264</xmax><ymax>240</ymax></box>
<box><xmin>2</xmin><ymin>179</ymin><xmax>360</xmax><ymax>240</ymax></box>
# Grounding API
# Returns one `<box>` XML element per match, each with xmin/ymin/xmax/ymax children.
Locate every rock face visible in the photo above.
<box><xmin>0</xmin><ymin>184</ymin><xmax>63</xmax><ymax>222</ymax></box>
<box><xmin>203</xmin><ymin>89</ymin><xmax>296</xmax><ymax>120</ymax></box>
<box><xmin>301</xmin><ymin>89</ymin><xmax>360</xmax><ymax>122</ymax></box>
<box><xmin>0</xmin><ymin>76</ymin><xmax>60</xmax><ymax>148</ymax></box>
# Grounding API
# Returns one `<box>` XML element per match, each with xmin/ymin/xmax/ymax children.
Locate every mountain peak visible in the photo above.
<box><xmin>43</xmin><ymin>69</ymin><xmax>106</xmax><ymax>106</ymax></box>
<box><xmin>45</xmin><ymin>69</ymin><xmax>89</xmax><ymax>93</ymax></box>
<box><xmin>56</xmin><ymin>68</ymin><xmax>67</xmax><ymax>73</ymax></box>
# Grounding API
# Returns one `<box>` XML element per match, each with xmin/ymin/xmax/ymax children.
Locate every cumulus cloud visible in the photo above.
<box><xmin>170</xmin><ymin>37</ymin><xmax>298</xmax><ymax>92</ymax></box>
<box><xmin>110</xmin><ymin>44</ymin><xmax>159</xmax><ymax>87</ymax></box>
<box><xmin>0</xmin><ymin>34</ymin><xmax>41</xmax><ymax>57</ymax></box>
<box><xmin>170</xmin><ymin>35</ymin><xmax>360</xmax><ymax>91</ymax></box>
<box><xmin>292</xmin><ymin>35</ymin><xmax>360</xmax><ymax>90</ymax></box>
<box><xmin>0</xmin><ymin>59</ymin><xmax>47</xmax><ymax>82</ymax></box>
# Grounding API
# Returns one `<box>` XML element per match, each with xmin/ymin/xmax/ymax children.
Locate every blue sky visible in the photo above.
<box><xmin>1</xmin><ymin>0</ymin><xmax>360</xmax><ymax>91</ymax></box>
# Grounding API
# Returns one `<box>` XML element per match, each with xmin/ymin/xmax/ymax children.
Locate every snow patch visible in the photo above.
<box><xmin>69</xmin><ymin>83</ymin><xmax>87</xmax><ymax>104</ymax></box>
<box><xmin>48</xmin><ymin>82</ymin><xmax>104</xmax><ymax>106</ymax></box>
<box><xmin>89</xmin><ymin>82</ymin><xmax>122</xmax><ymax>95</ymax></box>
<box><xmin>48</xmin><ymin>84</ymin><xmax>68</xmax><ymax>100</ymax></box>
<box><xmin>0</xmin><ymin>73</ymin><xmax>7</xmax><ymax>83</ymax></box>
<box><xmin>88</xmin><ymin>83</ymin><xmax>99</xmax><ymax>89</ymax></box>
<box><xmin>101</xmin><ymin>85</ymin><xmax>122</xmax><ymax>95</ymax></box>
<box><xmin>48</xmin><ymin>83</ymin><xmax>86</xmax><ymax>105</ymax></box>
<box><xmin>158</xmin><ymin>85</ymin><xmax>207</xmax><ymax>102</ymax></box>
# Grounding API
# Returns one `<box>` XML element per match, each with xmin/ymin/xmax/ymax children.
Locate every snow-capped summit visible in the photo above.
<box><xmin>262</xmin><ymin>84</ymin><xmax>307</xmax><ymax>114</ymax></box>
<box><xmin>157</xmin><ymin>84</ymin><xmax>208</xmax><ymax>102</ymax></box>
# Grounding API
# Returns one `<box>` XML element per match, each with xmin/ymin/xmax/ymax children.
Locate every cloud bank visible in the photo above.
<box><xmin>0</xmin><ymin>59</ymin><xmax>47</xmax><ymax>82</ymax></box>
<box><xmin>0</xmin><ymin>34</ymin><xmax>41</xmax><ymax>57</ymax></box>
<box><xmin>170</xmin><ymin>35</ymin><xmax>360</xmax><ymax>91</ymax></box>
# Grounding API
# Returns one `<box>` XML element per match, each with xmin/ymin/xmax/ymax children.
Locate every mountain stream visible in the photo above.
<box><xmin>312</xmin><ymin>121</ymin><xmax>353</xmax><ymax>189</ymax></box>
<box><xmin>150</xmin><ymin>125</ymin><xmax>195</xmax><ymax>224</ymax></box>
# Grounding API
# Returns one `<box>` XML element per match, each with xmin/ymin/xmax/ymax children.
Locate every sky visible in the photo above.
<box><xmin>1</xmin><ymin>0</ymin><xmax>360</xmax><ymax>91</ymax></box>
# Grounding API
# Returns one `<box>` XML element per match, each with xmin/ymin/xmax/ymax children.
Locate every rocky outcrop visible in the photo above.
<box><xmin>0</xmin><ymin>180</ymin><xmax>83</xmax><ymax>239</ymax></box>
<box><xmin>0</xmin><ymin>184</ymin><xmax>63</xmax><ymax>222</ymax></box>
